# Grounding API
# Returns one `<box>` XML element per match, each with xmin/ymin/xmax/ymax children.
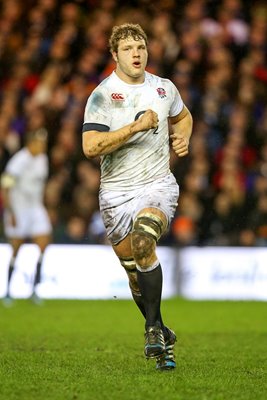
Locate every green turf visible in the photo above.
<box><xmin>0</xmin><ymin>298</ymin><xmax>267</xmax><ymax>400</ymax></box>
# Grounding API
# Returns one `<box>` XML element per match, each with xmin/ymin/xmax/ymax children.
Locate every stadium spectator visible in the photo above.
<box><xmin>240</xmin><ymin>192</ymin><xmax>267</xmax><ymax>247</ymax></box>
<box><xmin>0</xmin><ymin>116</ymin><xmax>11</xmax><ymax>174</ymax></box>
<box><xmin>171</xmin><ymin>215</ymin><xmax>198</xmax><ymax>246</ymax></box>
<box><xmin>58</xmin><ymin>214</ymin><xmax>88</xmax><ymax>245</ymax></box>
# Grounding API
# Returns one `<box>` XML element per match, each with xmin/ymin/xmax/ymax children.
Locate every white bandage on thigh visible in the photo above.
<box><xmin>136</xmin><ymin>259</ymin><xmax>160</xmax><ymax>273</ymax></box>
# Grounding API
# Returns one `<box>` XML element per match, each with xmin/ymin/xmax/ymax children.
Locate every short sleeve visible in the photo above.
<box><xmin>83</xmin><ymin>87</ymin><xmax>112</xmax><ymax>132</ymax></box>
<box><xmin>5</xmin><ymin>152</ymin><xmax>26</xmax><ymax>177</ymax></box>
<box><xmin>169</xmin><ymin>81</ymin><xmax>184</xmax><ymax>117</ymax></box>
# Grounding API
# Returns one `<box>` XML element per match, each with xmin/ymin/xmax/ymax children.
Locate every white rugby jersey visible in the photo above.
<box><xmin>83</xmin><ymin>71</ymin><xmax>184</xmax><ymax>191</ymax></box>
<box><xmin>4</xmin><ymin>148</ymin><xmax>49</xmax><ymax>208</ymax></box>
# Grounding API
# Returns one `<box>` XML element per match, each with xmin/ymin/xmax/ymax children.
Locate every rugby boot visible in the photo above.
<box><xmin>156</xmin><ymin>328</ymin><xmax>177</xmax><ymax>370</ymax></box>
<box><xmin>144</xmin><ymin>326</ymin><xmax>165</xmax><ymax>359</ymax></box>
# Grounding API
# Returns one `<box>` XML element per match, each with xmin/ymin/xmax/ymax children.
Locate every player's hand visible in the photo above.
<box><xmin>136</xmin><ymin>109</ymin><xmax>158</xmax><ymax>132</ymax></box>
<box><xmin>171</xmin><ymin>134</ymin><xmax>189</xmax><ymax>157</ymax></box>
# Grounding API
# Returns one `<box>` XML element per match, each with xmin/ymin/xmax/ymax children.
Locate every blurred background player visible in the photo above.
<box><xmin>82</xmin><ymin>23</ymin><xmax>193</xmax><ymax>370</ymax></box>
<box><xmin>1</xmin><ymin>128</ymin><xmax>52</xmax><ymax>305</ymax></box>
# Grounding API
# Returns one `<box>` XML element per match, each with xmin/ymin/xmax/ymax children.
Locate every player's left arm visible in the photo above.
<box><xmin>169</xmin><ymin>105</ymin><xmax>193</xmax><ymax>157</ymax></box>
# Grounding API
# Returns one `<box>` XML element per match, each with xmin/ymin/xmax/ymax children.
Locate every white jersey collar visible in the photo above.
<box><xmin>112</xmin><ymin>70</ymin><xmax>147</xmax><ymax>88</ymax></box>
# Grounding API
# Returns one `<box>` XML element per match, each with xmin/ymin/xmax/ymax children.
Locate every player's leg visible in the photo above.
<box><xmin>131</xmin><ymin>207</ymin><xmax>177</xmax><ymax>369</ymax></box>
<box><xmin>30</xmin><ymin>205</ymin><xmax>52</xmax><ymax>301</ymax></box>
<box><xmin>131</xmin><ymin>207</ymin><xmax>167</xmax><ymax>358</ymax></box>
<box><xmin>112</xmin><ymin>235</ymin><xmax>146</xmax><ymax>317</ymax></box>
<box><xmin>99</xmin><ymin>187</ymin><xmax>147</xmax><ymax>314</ymax></box>
<box><xmin>31</xmin><ymin>233</ymin><xmax>51</xmax><ymax>299</ymax></box>
<box><xmin>3</xmin><ymin>208</ymin><xmax>25</xmax><ymax>301</ymax></box>
<box><xmin>113</xmin><ymin>235</ymin><xmax>168</xmax><ymax>326</ymax></box>
<box><xmin>5</xmin><ymin>237</ymin><xmax>24</xmax><ymax>300</ymax></box>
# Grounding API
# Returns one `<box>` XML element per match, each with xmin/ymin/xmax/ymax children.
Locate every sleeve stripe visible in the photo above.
<box><xmin>82</xmin><ymin>123</ymin><xmax>110</xmax><ymax>132</ymax></box>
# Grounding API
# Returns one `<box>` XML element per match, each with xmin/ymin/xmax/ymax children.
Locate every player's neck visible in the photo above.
<box><xmin>27</xmin><ymin>145</ymin><xmax>39</xmax><ymax>156</ymax></box>
<box><xmin>115</xmin><ymin>69</ymin><xmax>145</xmax><ymax>85</ymax></box>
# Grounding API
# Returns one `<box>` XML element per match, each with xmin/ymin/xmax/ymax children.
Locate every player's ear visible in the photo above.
<box><xmin>112</xmin><ymin>51</ymin><xmax>118</xmax><ymax>63</ymax></box>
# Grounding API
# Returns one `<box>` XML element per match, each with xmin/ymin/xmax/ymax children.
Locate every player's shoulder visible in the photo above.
<box><xmin>7</xmin><ymin>148</ymin><xmax>27</xmax><ymax>163</ymax></box>
<box><xmin>145</xmin><ymin>72</ymin><xmax>177</xmax><ymax>102</ymax></box>
<box><xmin>93</xmin><ymin>72</ymin><xmax>117</xmax><ymax>92</ymax></box>
<box><xmin>5</xmin><ymin>148</ymin><xmax>28</xmax><ymax>173</ymax></box>
<box><xmin>146</xmin><ymin>71</ymin><xmax>173</xmax><ymax>86</ymax></box>
<box><xmin>146</xmin><ymin>72</ymin><xmax>176</xmax><ymax>96</ymax></box>
<box><xmin>37</xmin><ymin>153</ymin><xmax>48</xmax><ymax>162</ymax></box>
<box><xmin>87</xmin><ymin>74</ymin><xmax>115</xmax><ymax>106</ymax></box>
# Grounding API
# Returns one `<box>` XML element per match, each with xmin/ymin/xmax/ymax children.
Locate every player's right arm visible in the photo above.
<box><xmin>82</xmin><ymin>109</ymin><xmax>158</xmax><ymax>159</ymax></box>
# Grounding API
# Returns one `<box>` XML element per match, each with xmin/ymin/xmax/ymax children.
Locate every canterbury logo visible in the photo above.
<box><xmin>111</xmin><ymin>93</ymin><xmax>124</xmax><ymax>101</ymax></box>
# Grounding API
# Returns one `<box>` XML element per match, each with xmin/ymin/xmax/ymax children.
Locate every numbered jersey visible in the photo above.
<box><xmin>83</xmin><ymin>71</ymin><xmax>184</xmax><ymax>191</ymax></box>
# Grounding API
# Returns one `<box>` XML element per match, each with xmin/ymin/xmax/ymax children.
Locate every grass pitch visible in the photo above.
<box><xmin>0</xmin><ymin>298</ymin><xmax>266</xmax><ymax>400</ymax></box>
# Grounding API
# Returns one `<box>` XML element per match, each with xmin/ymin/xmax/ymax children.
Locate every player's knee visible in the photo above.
<box><xmin>131</xmin><ymin>231</ymin><xmax>155</xmax><ymax>265</ymax></box>
<box><xmin>119</xmin><ymin>256</ymin><xmax>140</xmax><ymax>295</ymax></box>
<box><xmin>133</xmin><ymin>212</ymin><xmax>164</xmax><ymax>242</ymax></box>
<box><xmin>131</xmin><ymin>213</ymin><xmax>164</xmax><ymax>266</ymax></box>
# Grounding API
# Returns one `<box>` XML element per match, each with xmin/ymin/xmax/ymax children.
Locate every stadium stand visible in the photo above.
<box><xmin>0</xmin><ymin>0</ymin><xmax>267</xmax><ymax>247</ymax></box>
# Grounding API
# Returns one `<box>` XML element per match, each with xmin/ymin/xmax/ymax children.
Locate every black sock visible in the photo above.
<box><xmin>131</xmin><ymin>291</ymin><xmax>168</xmax><ymax>336</ymax></box>
<box><xmin>131</xmin><ymin>292</ymin><xmax>146</xmax><ymax>318</ymax></box>
<box><xmin>6</xmin><ymin>256</ymin><xmax>16</xmax><ymax>297</ymax></box>
<box><xmin>137</xmin><ymin>263</ymin><xmax>163</xmax><ymax>329</ymax></box>
<box><xmin>33</xmin><ymin>253</ymin><xmax>43</xmax><ymax>293</ymax></box>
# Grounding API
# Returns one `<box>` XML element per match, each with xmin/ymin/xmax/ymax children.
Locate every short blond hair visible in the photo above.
<box><xmin>109</xmin><ymin>23</ymin><xmax>148</xmax><ymax>53</ymax></box>
<box><xmin>26</xmin><ymin>128</ymin><xmax>48</xmax><ymax>144</ymax></box>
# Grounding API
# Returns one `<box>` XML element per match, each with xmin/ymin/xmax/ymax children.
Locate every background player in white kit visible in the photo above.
<box><xmin>82</xmin><ymin>24</ymin><xmax>193</xmax><ymax>370</ymax></box>
<box><xmin>1</xmin><ymin>128</ymin><xmax>52</xmax><ymax>305</ymax></box>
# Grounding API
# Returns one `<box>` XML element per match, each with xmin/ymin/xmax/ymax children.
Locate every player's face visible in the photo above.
<box><xmin>113</xmin><ymin>37</ymin><xmax>148</xmax><ymax>84</ymax></box>
<box><xmin>31</xmin><ymin>138</ymin><xmax>47</xmax><ymax>155</ymax></box>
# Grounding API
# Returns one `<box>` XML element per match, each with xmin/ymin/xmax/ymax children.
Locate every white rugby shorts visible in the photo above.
<box><xmin>4</xmin><ymin>205</ymin><xmax>52</xmax><ymax>239</ymax></box>
<box><xmin>99</xmin><ymin>173</ymin><xmax>179</xmax><ymax>245</ymax></box>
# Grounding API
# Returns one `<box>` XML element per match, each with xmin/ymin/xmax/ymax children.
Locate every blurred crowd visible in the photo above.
<box><xmin>0</xmin><ymin>0</ymin><xmax>267</xmax><ymax>247</ymax></box>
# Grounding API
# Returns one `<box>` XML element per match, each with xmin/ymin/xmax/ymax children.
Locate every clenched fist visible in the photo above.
<box><xmin>171</xmin><ymin>134</ymin><xmax>189</xmax><ymax>157</ymax></box>
<box><xmin>135</xmin><ymin>109</ymin><xmax>158</xmax><ymax>132</ymax></box>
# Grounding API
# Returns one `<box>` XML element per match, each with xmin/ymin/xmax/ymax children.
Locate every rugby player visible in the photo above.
<box><xmin>82</xmin><ymin>23</ymin><xmax>193</xmax><ymax>370</ymax></box>
<box><xmin>1</xmin><ymin>128</ymin><xmax>52</xmax><ymax>305</ymax></box>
